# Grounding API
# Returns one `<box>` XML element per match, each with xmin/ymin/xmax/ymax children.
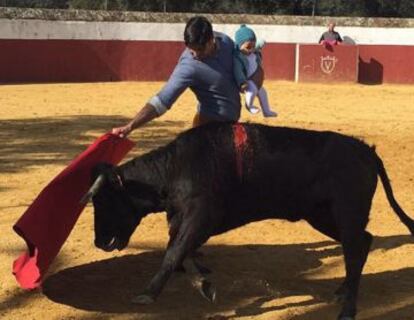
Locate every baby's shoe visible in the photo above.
<box><xmin>246</xmin><ymin>105</ymin><xmax>260</xmax><ymax>114</ymax></box>
<box><xmin>263</xmin><ymin>110</ymin><xmax>278</xmax><ymax>118</ymax></box>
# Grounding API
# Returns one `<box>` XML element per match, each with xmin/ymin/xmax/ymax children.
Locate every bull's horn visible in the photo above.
<box><xmin>80</xmin><ymin>174</ymin><xmax>105</xmax><ymax>205</ymax></box>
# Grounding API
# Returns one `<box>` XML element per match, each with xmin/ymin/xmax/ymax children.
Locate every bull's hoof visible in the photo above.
<box><xmin>131</xmin><ymin>294</ymin><xmax>155</xmax><ymax>305</ymax></box>
<box><xmin>200</xmin><ymin>280</ymin><xmax>216</xmax><ymax>303</ymax></box>
<box><xmin>333</xmin><ymin>284</ymin><xmax>347</xmax><ymax>304</ymax></box>
<box><xmin>175</xmin><ymin>264</ymin><xmax>186</xmax><ymax>273</ymax></box>
<box><xmin>333</xmin><ymin>292</ymin><xmax>346</xmax><ymax>304</ymax></box>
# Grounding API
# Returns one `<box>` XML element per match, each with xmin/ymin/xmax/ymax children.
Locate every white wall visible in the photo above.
<box><xmin>1</xmin><ymin>19</ymin><xmax>413</xmax><ymax>45</ymax></box>
<box><xmin>215</xmin><ymin>24</ymin><xmax>414</xmax><ymax>45</ymax></box>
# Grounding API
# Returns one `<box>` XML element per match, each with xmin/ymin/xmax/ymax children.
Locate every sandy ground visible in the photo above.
<box><xmin>1</xmin><ymin>81</ymin><xmax>414</xmax><ymax>320</ymax></box>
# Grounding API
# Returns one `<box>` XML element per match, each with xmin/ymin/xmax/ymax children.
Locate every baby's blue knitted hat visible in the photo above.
<box><xmin>235</xmin><ymin>24</ymin><xmax>256</xmax><ymax>48</ymax></box>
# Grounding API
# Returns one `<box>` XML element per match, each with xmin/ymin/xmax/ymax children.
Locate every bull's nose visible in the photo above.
<box><xmin>94</xmin><ymin>238</ymin><xmax>109</xmax><ymax>250</ymax></box>
<box><xmin>95</xmin><ymin>237</ymin><xmax>118</xmax><ymax>252</ymax></box>
<box><xmin>94</xmin><ymin>238</ymin><xmax>103</xmax><ymax>248</ymax></box>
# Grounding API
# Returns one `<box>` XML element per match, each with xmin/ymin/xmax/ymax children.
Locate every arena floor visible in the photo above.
<box><xmin>1</xmin><ymin>81</ymin><xmax>414</xmax><ymax>320</ymax></box>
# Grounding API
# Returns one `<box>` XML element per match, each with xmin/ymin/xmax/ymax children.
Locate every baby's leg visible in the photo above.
<box><xmin>245</xmin><ymin>80</ymin><xmax>260</xmax><ymax>114</ymax></box>
<box><xmin>257</xmin><ymin>87</ymin><xmax>277</xmax><ymax>117</ymax></box>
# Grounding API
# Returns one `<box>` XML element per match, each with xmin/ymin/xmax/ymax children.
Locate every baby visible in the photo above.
<box><xmin>233</xmin><ymin>24</ymin><xmax>277</xmax><ymax>117</ymax></box>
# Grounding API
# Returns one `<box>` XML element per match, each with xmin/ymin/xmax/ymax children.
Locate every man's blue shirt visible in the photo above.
<box><xmin>155</xmin><ymin>32</ymin><xmax>241</xmax><ymax>121</ymax></box>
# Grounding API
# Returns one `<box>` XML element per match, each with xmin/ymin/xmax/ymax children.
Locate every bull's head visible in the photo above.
<box><xmin>82</xmin><ymin>163</ymin><xmax>142</xmax><ymax>252</ymax></box>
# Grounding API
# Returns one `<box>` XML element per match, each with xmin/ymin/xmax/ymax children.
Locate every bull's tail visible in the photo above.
<box><xmin>375</xmin><ymin>152</ymin><xmax>414</xmax><ymax>235</ymax></box>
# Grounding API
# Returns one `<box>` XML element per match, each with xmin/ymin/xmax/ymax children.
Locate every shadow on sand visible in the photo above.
<box><xmin>41</xmin><ymin>235</ymin><xmax>414</xmax><ymax>320</ymax></box>
<box><xmin>0</xmin><ymin>115</ymin><xmax>186</xmax><ymax>188</ymax></box>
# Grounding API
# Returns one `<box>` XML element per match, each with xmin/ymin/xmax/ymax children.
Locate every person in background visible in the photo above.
<box><xmin>319</xmin><ymin>22</ymin><xmax>343</xmax><ymax>46</ymax></box>
<box><xmin>112</xmin><ymin>16</ymin><xmax>241</xmax><ymax>137</ymax></box>
<box><xmin>233</xmin><ymin>24</ymin><xmax>277</xmax><ymax>118</ymax></box>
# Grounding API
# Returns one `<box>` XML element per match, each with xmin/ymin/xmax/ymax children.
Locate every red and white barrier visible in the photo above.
<box><xmin>1</xmin><ymin>18</ymin><xmax>413</xmax><ymax>84</ymax></box>
<box><xmin>296</xmin><ymin>44</ymin><xmax>359</xmax><ymax>83</ymax></box>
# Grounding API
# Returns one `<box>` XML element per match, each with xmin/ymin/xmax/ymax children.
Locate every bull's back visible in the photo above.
<box><xmin>172</xmin><ymin>122</ymin><xmax>375</xmax><ymax>183</ymax></box>
<box><xmin>168</xmin><ymin>123</ymin><xmax>379</xmax><ymax>233</ymax></box>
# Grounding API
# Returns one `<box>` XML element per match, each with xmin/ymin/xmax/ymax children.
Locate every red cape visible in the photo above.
<box><xmin>13</xmin><ymin>133</ymin><xmax>134</xmax><ymax>289</ymax></box>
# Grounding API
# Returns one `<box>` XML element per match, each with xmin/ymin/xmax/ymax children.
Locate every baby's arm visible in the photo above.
<box><xmin>233</xmin><ymin>52</ymin><xmax>248</xmax><ymax>90</ymax></box>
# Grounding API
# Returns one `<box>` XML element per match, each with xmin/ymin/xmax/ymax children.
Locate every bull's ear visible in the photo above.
<box><xmin>92</xmin><ymin>162</ymin><xmax>115</xmax><ymax>180</ymax></box>
<box><xmin>92</xmin><ymin>162</ymin><xmax>123</xmax><ymax>191</ymax></box>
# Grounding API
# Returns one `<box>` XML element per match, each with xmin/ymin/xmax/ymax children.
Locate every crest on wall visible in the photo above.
<box><xmin>320</xmin><ymin>56</ymin><xmax>338</xmax><ymax>74</ymax></box>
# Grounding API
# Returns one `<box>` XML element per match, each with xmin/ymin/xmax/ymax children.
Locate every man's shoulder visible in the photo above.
<box><xmin>214</xmin><ymin>31</ymin><xmax>234</xmax><ymax>46</ymax></box>
<box><xmin>174</xmin><ymin>51</ymin><xmax>197</xmax><ymax>75</ymax></box>
<box><xmin>180</xmin><ymin>48</ymin><xmax>193</xmax><ymax>60</ymax></box>
<box><xmin>233</xmin><ymin>48</ymin><xmax>243</xmax><ymax>58</ymax></box>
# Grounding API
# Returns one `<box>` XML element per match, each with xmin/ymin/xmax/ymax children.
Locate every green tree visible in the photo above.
<box><xmin>125</xmin><ymin>0</ymin><xmax>166</xmax><ymax>12</ymax></box>
<box><xmin>0</xmin><ymin>0</ymin><xmax>68</xmax><ymax>8</ymax></box>
<box><xmin>362</xmin><ymin>0</ymin><xmax>381</xmax><ymax>17</ymax></box>
<box><xmin>0</xmin><ymin>0</ymin><xmax>413</xmax><ymax>17</ymax></box>
<box><xmin>377</xmin><ymin>0</ymin><xmax>400</xmax><ymax>17</ymax></box>
<box><xmin>69</xmin><ymin>0</ymin><xmax>128</xmax><ymax>10</ymax></box>
<box><xmin>398</xmin><ymin>0</ymin><xmax>414</xmax><ymax>18</ymax></box>
<box><xmin>292</xmin><ymin>0</ymin><xmax>316</xmax><ymax>15</ymax></box>
<box><xmin>316</xmin><ymin>0</ymin><xmax>366</xmax><ymax>17</ymax></box>
<box><xmin>189</xmin><ymin>0</ymin><xmax>249</xmax><ymax>14</ymax></box>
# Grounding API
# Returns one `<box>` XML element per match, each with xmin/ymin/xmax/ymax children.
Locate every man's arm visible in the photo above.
<box><xmin>112</xmin><ymin>55</ymin><xmax>194</xmax><ymax>137</ymax></box>
<box><xmin>112</xmin><ymin>103</ymin><xmax>159</xmax><ymax>138</ymax></box>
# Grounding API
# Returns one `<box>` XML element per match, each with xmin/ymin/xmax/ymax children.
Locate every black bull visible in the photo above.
<box><xmin>85</xmin><ymin>123</ymin><xmax>414</xmax><ymax>320</ymax></box>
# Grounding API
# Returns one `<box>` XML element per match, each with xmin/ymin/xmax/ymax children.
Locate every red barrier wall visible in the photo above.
<box><xmin>1</xmin><ymin>40</ymin><xmax>414</xmax><ymax>84</ymax></box>
<box><xmin>262</xmin><ymin>43</ymin><xmax>296</xmax><ymax>81</ymax></box>
<box><xmin>0</xmin><ymin>40</ymin><xmax>295</xmax><ymax>83</ymax></box>
<box><xmin>359</xmin><ymin>45</ymin><xmax>414</xmax><ymax>84</ymax></box>
<box><xmin>0</xmin><ymin>40</ymin><xmax>184</xmax><ymax>83</ymax></box>
<box><xmin>298</xmin><ymin>44</ymin><xmax>359</xmax><ymax>83</ymax></box>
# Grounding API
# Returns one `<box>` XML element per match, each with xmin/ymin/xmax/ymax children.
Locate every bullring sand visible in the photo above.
<box><xmin>1</xmin><ymin>81</ymin><xmax>413</xmax><ymax>319</ymax></box>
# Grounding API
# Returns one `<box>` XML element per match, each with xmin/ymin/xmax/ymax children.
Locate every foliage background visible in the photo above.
<box><xmin>0</xmin><ymin>0</ymin><xmax>413</xmax><ymax>18</ymax></box>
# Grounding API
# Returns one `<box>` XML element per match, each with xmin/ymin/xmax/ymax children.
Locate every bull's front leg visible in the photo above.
<box><xmin>183</xmin><ymin>255</ymin><xmax>216</xmax><ymax>303</ymax></box>
<box><xmin>132</xmin><ymin>203</ymin><xmax>210</xmax><ymax>304</ymax></box>
<box><xmin>131</xmin><ymin>243</ymin><xmax>185</xmax><ymax>304</ymax></box>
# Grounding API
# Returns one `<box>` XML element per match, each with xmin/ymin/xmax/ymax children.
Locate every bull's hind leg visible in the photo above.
<box><xmin>335</xmin><ymin>206</ymin><xmax>372</xmax><ymax>320</ymax></box>
<box><xmin>335</xmin><ymin>231</ymin><xmax>372</xmax><ymax>305</ymax></box>
<box><xmin>306</xmin><ymin>212</ymin><xmax>349</xmax><ymax>302</ymax></box>
<box><xmin>336</xmin><ymin>228</ymin><xmax>372</xmax><ymax>320</ymax></box>
<box><xmin>306</xmin><ymin>208</ymin><xmax>341</xmax><ymax>242</ymax></box>
<box><xmin>306</xmin><ymin>210</ymin><xmax>372</xmax><ymax>306</ymax></box>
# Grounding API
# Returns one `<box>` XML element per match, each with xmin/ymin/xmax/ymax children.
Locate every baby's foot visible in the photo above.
<box><xmin>263</xmin><ymin>110</ymin><xmax>278</xmax><ymax>118</ymax></box>
<box><xmin>246</xmin><ymin>105</ymin><xmax>260</xmax><ymax>114</ymax></box>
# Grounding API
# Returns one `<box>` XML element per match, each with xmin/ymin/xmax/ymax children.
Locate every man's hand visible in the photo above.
<box><xmin>112</xmin><ymin>123</ymin><xmax>132</xmax><ymax>138</ymax></box>
<box><xmin>111</xmin><ymin>103</ymin><xmax>159</xmax><ymax>138</ymax></box>
<box><xmin>240</xmin><ymin>82</ymin><xmax>248</xmax><ymax>93</ymax></box>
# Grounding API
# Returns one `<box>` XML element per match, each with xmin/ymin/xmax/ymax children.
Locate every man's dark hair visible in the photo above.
<box><xmin>184</xmin><ymin>16</ymin><xmax>213</xmax><ymax>47</ymax></box>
